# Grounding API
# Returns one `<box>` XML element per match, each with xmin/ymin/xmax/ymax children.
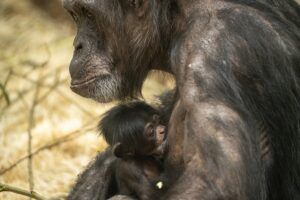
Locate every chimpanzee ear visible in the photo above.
<box><xmin>112</xmin><ymin>143</ymin><xmax>134</xmax><ymax>158</ymax></box>
<box><xmin>113</xmin><ymin>143</ymin><xmax>124</xmax><ymax>158</ymax></box>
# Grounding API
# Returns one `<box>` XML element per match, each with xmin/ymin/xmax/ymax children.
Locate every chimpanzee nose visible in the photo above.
<box><xmin>157</xmin><ymin>126</ymin><xmax>165</xmax><ymax>135</ymax></box>
<box><xmin>75</xmin><ymin>42</ymin><xmax>83</xmax><ymax>52</ymax></box>
<box><xmin>69</xmin><ymin>43</ymin><xmax>85</xmax><ymax>80</ymax></box>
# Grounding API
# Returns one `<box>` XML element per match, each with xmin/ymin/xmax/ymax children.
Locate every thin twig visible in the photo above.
<box><xmin>11</xmin><ymin>67</ymin><xmax>64</xmax><ymax>88</ymax></box>
<box><xmin>0</xmin><ymin>120</ymin><xmax>97</xmax><ymax>176</ymax></box>
<box><xmin>27</xmin><ymin>80</ymin><xmax>42</xmax><ymax>197</ymax></box>
<box><xmin>36</xmin><ymin>79</ymin><xmax>67</xmax><ymax>104</ymax></box>
<box><xmin>0</xmin><ymin>69</ymin><xmax>13</xmax><ymax>102</ymax></box>
<box><xmin>0</xmin><ymin>182</ymin><xmax>47</xmax><ymax>200</ymax></box>
<box><xmin>55</xmin><ymin>88</ymin><xmax>95</xmax><ymax>117</ymax></box>
<box><xmin>0</xmin><ymin>66</ymin><xmax>65</xmax><ymax>117</ymax></box>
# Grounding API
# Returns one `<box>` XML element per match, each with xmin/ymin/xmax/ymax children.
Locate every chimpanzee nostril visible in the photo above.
<box><xmin>75</xmin><ymin>43</ymin><xmax>83</xmax><ymax>52</ymax></box>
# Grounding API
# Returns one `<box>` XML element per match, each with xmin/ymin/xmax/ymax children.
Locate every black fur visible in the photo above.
<box><xmin>98</xmin><ymin>101</ymin><xmax>166</xmax><ymax>200</ymax></box>
<box><xmin>64</xmin><ymin>0</ymin><xmax>300</xmax><ymax>199</ymax></box>
<box><xmin>99</xmin><ymin>101</ymin><xmax>159</xmax><ymax>148</ymax></box>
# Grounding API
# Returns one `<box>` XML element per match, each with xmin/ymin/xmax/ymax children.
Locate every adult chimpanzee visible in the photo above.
<box><xmin>63</xmin><ymin>0</ymin><xmax>300</xmax><ymax>200</ymax></box>
<box><xmin>99</xmin><ymin>101</ymin><xmax>167</xmax><ymax>200</ymax></box>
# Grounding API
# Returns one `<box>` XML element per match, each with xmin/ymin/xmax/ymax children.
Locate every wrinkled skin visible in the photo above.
<box><xmin>64</xmin><ymin>0</ymin><xmax>300</xmax><ymax>200</ymax></box>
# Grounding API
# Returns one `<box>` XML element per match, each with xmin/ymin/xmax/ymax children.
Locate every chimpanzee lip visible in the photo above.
<box><xmin>70</xmin><ymin>77</ymin><xmax>97</xmax><ymax>88</ymax></box>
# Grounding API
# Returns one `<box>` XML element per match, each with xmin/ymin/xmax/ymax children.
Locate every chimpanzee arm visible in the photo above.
<box><xmin>67</xmin><ymin>148</ymin><xmax>119</xmax><ymax>200</ymax></box>
<box><xmin>117</xmin><ymin>161</ymin><xmax>159</xmax><ymax>200</ymax></box>
<box><xmin>163</xmin><ymin>17</ymin><xmax>268</xmax><ymax>200</ymax></box>
<box><xmin>165</xmin><ymin>99</ymin><xmax>264</xmax><ymax>199</ymax></box>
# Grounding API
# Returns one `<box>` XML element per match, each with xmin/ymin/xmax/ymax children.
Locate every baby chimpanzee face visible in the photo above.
<box><xmin>113</xmin><ymin>114</ymin><xmax>166</xmax><ymax>159</ymax></box>
<box><xmin>138</xmin><ymin>114</ymin><xmax>166</xmax><ymax>156</ymax></box>
<box><xmin>99</xmin><ymin>101</ymin><xmax>167</xmax><ymax>159</ymax></box>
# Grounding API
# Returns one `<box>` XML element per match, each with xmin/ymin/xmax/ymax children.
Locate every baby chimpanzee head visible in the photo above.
<box><xmin>99</xmin><ymin>101</ymin><xmax>166</xmax><ymax>158</ymax></box>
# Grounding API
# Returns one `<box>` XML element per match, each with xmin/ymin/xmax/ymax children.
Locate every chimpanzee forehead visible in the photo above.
<box><xmin>63</xmin><ymin>0</ymin><xmax>122</xmax><ymax>24</ymax></box>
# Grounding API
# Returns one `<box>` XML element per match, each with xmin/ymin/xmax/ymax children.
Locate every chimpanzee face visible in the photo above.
<box><xmin>141</xmin><ymin>114</ymin><xmax>166</xmax><ymax>156</ymax></box>
<box><xmin>63</xmin><ymin>0</ymin><xmax>162</xmax><ymax>102</ymax></box>
<box><xmin>113</xmin><ymin>114</ymin><xmax>166</xmax><ymax>158</ymax></box>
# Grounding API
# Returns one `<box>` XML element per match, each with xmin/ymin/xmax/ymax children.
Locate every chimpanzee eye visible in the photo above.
<box><xmin>150</xmin><ymin>128</ymin><xmax>155</xmax><ymax>136</ymax></box>
<box><xmin>86</xmin><ymin>11</ymin><xmax>93</xmax><ymax>19</ymax></box>
<box><xmin>69</xmin><ymin>11</ymin><xmax>79</xmax><ymax>22</ymax></box>
<box><xmin>146</xmin><ymin>125</ymin><xmax>155</xmax><ymax>137</ymax></box>
<box><xmin>81</xmin><ymin>7</ymin><xmax>93</xmax><ymax>19</ymax></box>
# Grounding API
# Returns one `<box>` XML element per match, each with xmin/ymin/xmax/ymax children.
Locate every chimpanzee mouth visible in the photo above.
<box><xmin>70</xmin><ymin>77</ymin><xmax>97</xmax><ymax>89</ymax></box>
<box><xmin>70</xmin><ymin>73</ymin><xmax>123</xmax><ymax>102</ymax></box>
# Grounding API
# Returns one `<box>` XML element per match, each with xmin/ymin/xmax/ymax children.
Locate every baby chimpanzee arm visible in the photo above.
<box><xmin>116</xmin><ymin>160</ymin><xmax>159</xmax><ymax>200</ymax></box>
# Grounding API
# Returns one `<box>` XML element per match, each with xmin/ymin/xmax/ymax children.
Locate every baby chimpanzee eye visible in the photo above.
<box><xmin>150</xmin><ymin>128</ymin><xmax>155</xmax><ymax>136</ymax></box>
<box><xmin>146</xmin><ymin>124</ymin><xmax>155</xmax><ymax>137</ymax></box>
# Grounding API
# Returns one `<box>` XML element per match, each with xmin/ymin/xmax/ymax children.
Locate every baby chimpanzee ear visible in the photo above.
<box><xmin>113</xmin><ymin>143</ymin><xmax>134</xmax><ymax>158</ymax></box>
<box><xmin>113</xmin><ymin>143</ymin><xmax>123</xmax><ymax>158</ymax></box>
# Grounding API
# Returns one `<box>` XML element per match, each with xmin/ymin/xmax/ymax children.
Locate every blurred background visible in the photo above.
<box><xmin>0</xmin><ymin>0</ymin><xmax>173</xmax><ymax>199</ymax></box>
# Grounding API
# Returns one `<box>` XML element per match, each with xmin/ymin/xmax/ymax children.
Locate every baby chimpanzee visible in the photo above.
<box><xmin>99</xmin><ymin>101</ymin><xmax>167</xmax><ymax>200</ymax></box>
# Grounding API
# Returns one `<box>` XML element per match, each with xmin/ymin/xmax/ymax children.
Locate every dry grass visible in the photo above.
<box><xmin>0</xmin><ymin>1</ymin><xmax>173</xmax><ymax>199</ymax></box>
